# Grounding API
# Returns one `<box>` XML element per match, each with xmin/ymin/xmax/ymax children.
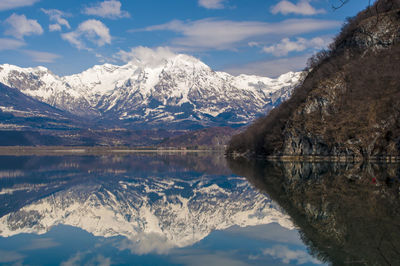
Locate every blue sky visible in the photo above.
<box><xmin>0</xmin><ymin>0</ymin><xmax>370</xmax><ymax>77</ymax></box>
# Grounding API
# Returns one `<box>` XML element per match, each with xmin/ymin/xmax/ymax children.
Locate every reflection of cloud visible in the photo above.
<box><xmin>173</xmin><ymin>250</ymin><xmax>250</xmax><ymax>266</ymax></box>
<box><xmin>226</xmin><ymin>223</ymin><xmax>303</xmax><ymax>246</ymax></box>
<box><xmin>0</xmin><ymin>249</ymin><xmax>24</xmax><ymax>263</ymax></box>
<box><xmin>258</xmin><ymin>245</ymin><xmax>323</xmax><ymax>265</ymax></box>
<box><xmin>61</xmin><ymin>252</ymin><xmax>111</xmax><ymax>266</ymax></box>
<box><xmin>118</xmin><ymin>233</ymin><xmax>175</xmax><ymax>255</ymax></box>
<box><xmin>20</xmin><ymin>238</ymin><xmax>60</xmax><ymax>250</ymax></box>
<box><xmin>61</xmin><ymin>251</ymin><xmax>83</xmax><ymax>266</ymax></box>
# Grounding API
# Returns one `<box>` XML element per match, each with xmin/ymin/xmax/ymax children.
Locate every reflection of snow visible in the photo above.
<box><xmin>0</xmin><ymin>176</ymin><xmax>294</xmax><ymax>254</ymax></box>
<box><xmin>0</xmin><ymin>170</ymin><xmax>25</xmax><ymax>179</ymax></box>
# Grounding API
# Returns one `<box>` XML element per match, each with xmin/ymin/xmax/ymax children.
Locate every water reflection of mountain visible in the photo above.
<box><xmin>228</xmin><ymin>159</ymin><xmax>400</xmax><ymax>265</ymax></box>
<box><xmin>0</xmin><ymin>154</ymin><xmax>293</xmax><ymax>254</ymax></box>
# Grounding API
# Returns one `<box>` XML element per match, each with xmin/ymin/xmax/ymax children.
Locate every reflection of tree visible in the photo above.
<box><xmin>228</xmin><ymin>158</ymin><xmax>400</xmax><ymax>265</ymax></box>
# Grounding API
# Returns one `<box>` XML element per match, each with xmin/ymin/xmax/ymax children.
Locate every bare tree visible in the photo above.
<box><xmin>332</xmin><ymin>0</ymin><xmax>372</xmax><ymax>10</ymax></box>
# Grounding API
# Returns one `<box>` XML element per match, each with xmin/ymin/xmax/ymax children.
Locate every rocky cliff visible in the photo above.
<box><xmin>227</xmin><ymin>0</ymin><xmax>400</xmax><ymax>160</ymax></box>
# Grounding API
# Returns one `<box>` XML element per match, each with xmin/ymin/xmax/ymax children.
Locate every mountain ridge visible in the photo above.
<box><xmin>0</xmin><ymin>55</ymin><xmax>302</xmax><ymax>129</ymax></box>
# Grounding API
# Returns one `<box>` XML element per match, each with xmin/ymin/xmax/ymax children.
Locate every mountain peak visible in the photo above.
<box><xmin>0</xmin><ymin>58</ymin><xmax>302</xmax><ymax>129</ymax></box>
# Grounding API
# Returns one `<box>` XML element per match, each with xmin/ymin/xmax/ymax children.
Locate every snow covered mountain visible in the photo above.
<box><xmin>0</xmin><ymin>174</ymin><xmax>293</xmax><ymax>254</ymax></box>
<box><xmin>0</xmin><ymin>55</ymin><xmax>301</xmax><ymax>129</ymax></box>
<box><xmin>0</xmin><ymin>82</ymin><xmax>79</xmax><ymax>130</ymax></box>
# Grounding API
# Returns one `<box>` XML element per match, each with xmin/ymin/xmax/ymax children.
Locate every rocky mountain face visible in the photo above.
<box><xmin>227</xmin><ymin>0</ymin><xmax>400</xmax><ymax>160</ymax></box>
<box><xmin>0</xmin><ymin>82</ymin><xmax>91</xmax><ymax>145</ymax></box>
<box><xmin>0</xmin><ymin>55</ymin><xmax>301</xmax><ymax>129</ymax></box>
<box><xmin>228</xmin><ymin>158</ymin><xmax>400</xmax><ymax>265</ymax></box>
<box><xmin>0</xmin><ymin>82</ymin><xmax>80</xmax><ymax>130</ymax></box>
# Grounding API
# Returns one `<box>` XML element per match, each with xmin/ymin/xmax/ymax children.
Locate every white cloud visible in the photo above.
<box><xmin>61</xmin><ymin>19</ymin><xmax>111</xmax><ymax>50</ymax></box>
<box><xmin>271</xmin><ymin>0</ymin><xmax>326</xmax><ymax>16</ymax></box>
<box><xmin>141</xmin><ymin>18</ymin><xmax>340</xmax><ymax>51</ymax></box>
<box><xmin>263</xmin><ymin>37</ymin><xmax>330</xmax><ymax>56</ymax></box>
<box><xmin>0</xmin><ymin>38</ymin><xmax>26</xmax><ymax>51</ymax></box>
<box><xmin>0</xmin><ymin>0</ymin><xmax>39</xmax><ymax>11</ymax></box>
<box><xmin>3</xmin><ymin>13</ymin><xmax>43</xmax><ymax>39</ymax></box>
<box><xmin>248</xmin><ymin>42</ymin><xmax>260</xmax><ymax>47</ymax></box>
<box><xmin>49</xmin><ymin>23</ymin><xmax>61</xmax><ymax>32</ymax></box>
<box><xmin>41</xmin><ymin>8</ymin><xmax>70</xmax><ymax>31</ymax></box>
<box><xmin>261</xmin><ymin>245</ymin><xmax>323</xmax><ymax>264</ymax></box>
<box><xmin>223</xmin><ymin>54</ymin><xmax>310</xmax><ymax>77</ymax></box>
<box><xmin>23</xmin><ymin>50</ymin><xmax>61</xmax><ymax>63</ymax></box>
<box><xmin>115</xmin><ymin>46</ymin><xmax>179</xmax><ymax>67</ymax></box>
<box><xmin>198</xmin><ymin>0</ymin><xmax>227</xmax><ymax>9</ymax></box>
<box><xmin>83</xmin><ymin>0</ymin><xmax>130</xmax><ymax>19</ymax></box>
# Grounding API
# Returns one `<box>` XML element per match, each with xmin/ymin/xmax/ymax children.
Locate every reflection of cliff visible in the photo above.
<box><xmin>228</xmin><ymin>159</ymin><xmax>400</xmax><ymax>265</ymax></box>
<box><xmin>0</xmin><ymin>154</ymin><xmax>293</xmax><ymax>254</ymax></box>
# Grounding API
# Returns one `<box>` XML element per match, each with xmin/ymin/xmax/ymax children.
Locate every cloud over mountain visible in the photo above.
<box><xmin>4</xmin><ymin>13</ymin><xmax>43</xmax><ymax>39</ymax></box>
<box><xmin>142</xmin><ymin>18</ymin><xmax>340</xmax><ymax>51</ymax></box>
<box><xmin>271</xmin><ymin>0</ymin><xmax>326</xmax><ymax>16</ymax></box>
<box><xmin>62</xmin><ymin>19</ymin><xmax>111</xmax><ymax>50</ymax></box>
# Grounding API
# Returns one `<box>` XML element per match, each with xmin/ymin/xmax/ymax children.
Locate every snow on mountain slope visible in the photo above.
<box><xmin>0</xmin><ymin>55</ymin><xmax>302</xmax><ymax>128</ymax></box>
<box><xmin>0</xmin><ymin>175</ymin><xmax>293</xmax><ymax>253</ymax></box>
<box><xmin>0</xmin><ymin>82</ymin><xmax>80</xmax><ymax>130</ymax></box>
<box><xmin>0</xmin><ymin>64</ymin><xmax>98</xmax><ymax>117</ymax></box>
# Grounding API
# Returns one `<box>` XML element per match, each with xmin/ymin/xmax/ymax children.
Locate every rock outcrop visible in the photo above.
<box><xmin>227</xmin><ymin>0</ymin><xmax>400</xmax><ymax>160</ymax></box>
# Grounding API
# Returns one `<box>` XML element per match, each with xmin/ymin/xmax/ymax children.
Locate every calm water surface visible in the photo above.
<box><xmin>0</xmin><ymin>153</ymin><xmax>398</xmax><ymax>265</ymax></box>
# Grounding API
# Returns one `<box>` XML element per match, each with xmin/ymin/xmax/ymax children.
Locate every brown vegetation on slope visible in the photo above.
<box><xmin>159</xmin><ymin>126</ymin><xmax>238</xmax><ymax>149</ymax></box>
<box><xmin>227</xmin><ymin>0</ymin><xmax>400</xmax><ymax>159</ymax></box>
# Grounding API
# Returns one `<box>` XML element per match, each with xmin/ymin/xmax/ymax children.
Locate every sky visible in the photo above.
<box><xmin>0</xmin><ymin>0</ymin><xmax>370</xmax><ymax>77</ymax></box>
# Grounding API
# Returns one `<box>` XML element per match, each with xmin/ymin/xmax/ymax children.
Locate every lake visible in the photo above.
<box><xmin>0</xmin><ymin>153</ymin><xmax>398</xmax><ymax>265</ymax></box>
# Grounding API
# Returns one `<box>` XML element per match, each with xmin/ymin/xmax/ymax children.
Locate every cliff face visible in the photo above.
<box><xmin>228</xmin><ymin>0</ymin><xmax>400</xmax><ymax>159</ymax></box>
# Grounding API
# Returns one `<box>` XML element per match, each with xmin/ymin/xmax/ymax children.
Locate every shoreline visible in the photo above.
<box><xmin>226</xmin><ymin>153</ymin><xmax>400</xmax><ymax>163</ymax></box>
<box><xmin>0</xmin><ymin>146</ymin><xmax>224</xmax><ymax>156</ymax></box>
<box><xmin>266</xmin><ymin>155</ymin><xmax>400</xmax><ymax>163</ymax></box>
